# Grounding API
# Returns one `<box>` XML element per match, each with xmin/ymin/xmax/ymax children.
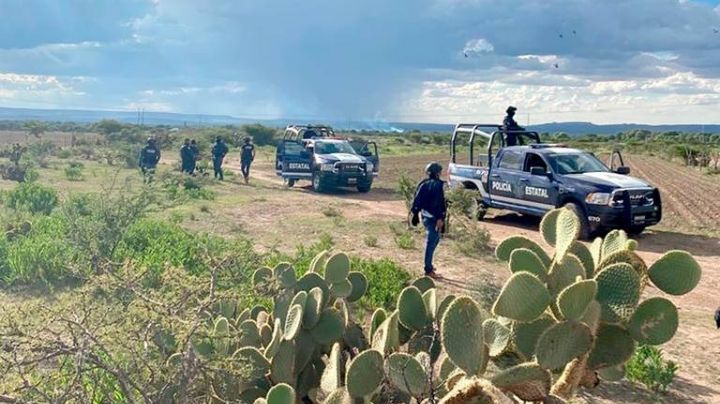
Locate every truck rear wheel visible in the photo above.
<box><xmin>564</xmin><ymin>202</ymin><xmax>590</xmax><ymax>240</ymax></box>
<box><xmin>473</xmin><ymin>198</ymin><xmax>488</xmax><ymax>221</ymax></box>
<box><xmin>284</xmin><ymin>178</ymin><xmax>295</xmax><ymax>188</ymax></box>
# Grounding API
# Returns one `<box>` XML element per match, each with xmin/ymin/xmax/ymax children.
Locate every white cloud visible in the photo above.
<box><xmin>463</xmin><ymin>38</ymin><xmax>494</xmax><ymax>55</ymax></box>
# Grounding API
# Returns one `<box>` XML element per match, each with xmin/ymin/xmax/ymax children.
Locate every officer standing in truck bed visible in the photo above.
<box><xmin>503</xmin><ymin>106</ymin><xmax>525</xmax><ymax>146</ymax></box>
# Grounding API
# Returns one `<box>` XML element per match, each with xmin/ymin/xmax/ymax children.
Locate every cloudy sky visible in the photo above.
<box><xmin>1</xmin><ymin>0</ymin><xmax>720</xmax><ymax>124</ymax></box>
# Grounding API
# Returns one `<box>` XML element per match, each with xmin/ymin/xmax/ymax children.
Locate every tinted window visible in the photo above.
<box><xmin>548</xmin><ymin>153</ymin><xmax>610</xmax><ymax>174</ymax></box>
<box><xmin>524</xmin><ymin>153</ymin><xmax>547</xmax><ymax>172</ymax></box>
<box><xmin>284</xmin><ymin>141</ymin><xmax>305</xmax><ymax>156</ymax></box>
<box><xmin>498</xmin><ymin>150</ymin><xmax>523</xmax><ymax>170</ymax></box>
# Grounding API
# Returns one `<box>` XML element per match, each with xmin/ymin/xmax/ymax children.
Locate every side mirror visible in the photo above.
<box><xmin>530</xmin><ymin>166</ymin><xmax>548</xmax><ymax>176</ymax></box>
<box><xmin>616</xmin><ymin>166</ymin><xmax>631</xmax><ymax>175</ymax></box>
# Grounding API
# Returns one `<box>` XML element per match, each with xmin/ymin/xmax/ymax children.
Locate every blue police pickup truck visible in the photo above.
<box><xmin>447</xmin><ymin>124</ymin><xmax>662</xmax><ymax>237</ymax></box>
<box><xmin>275</xmin><ymin>125</ymin><xmax>379</xmax><ymax>193</ymax></box>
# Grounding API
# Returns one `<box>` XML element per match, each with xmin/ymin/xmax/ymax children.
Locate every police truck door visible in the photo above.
<box><xmin>489</xmin><ymin>149</ymin><xmax>524</xmax><ymax>207</ymax></box>
<box><xmin>351</xmin><ymin>140</ymin><xmax>379</xmax><ymax>174</ymax></box>
<box><xmin>519</xmin><ymin>152</ymin><xmax>556</xmax><ymax>214</ymax></box>
<box><xmin>280</xmin><ymin>140</ymin><xmax>313</xmax><ymax>180</ymax></box>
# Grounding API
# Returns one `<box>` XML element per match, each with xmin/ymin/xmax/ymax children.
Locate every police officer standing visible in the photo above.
<box><xmin>189</xmin><ymin>139</ymin><xmax>199</xmax><ymax>174</ymax></box>
<box><xmin>240</xmin><ymin>136</ymin><xmax>256</xmax><ymax>184</ymax></box>
<box><xmin>180</xmin><ymin>138</ymin><xmax>194</xmax><ymax>174</ymax></box>
<box><xmin>211</xmin><ymin>136</ymin><xmax>229</xmax><ymax>180</ymax></box>
<box><xmin>503</xmin><ymin>106</ymin><xmax>525</xmax><ymax>146</ymax></box>
<box><xmin>139</xmin><ymin>137</ymin><xmax>161</xmax><ymax>182</ymax></box>
<box><xmin>410</xmin><ymin>162</ymin><xmax>447</xmax><ymax>279</ymax></box>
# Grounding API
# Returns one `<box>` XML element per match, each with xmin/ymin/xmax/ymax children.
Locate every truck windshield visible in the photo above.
<box><xmin>315</xmin><ymin>142</ymin><xmax>356</xmax><ymax>155</ymax></box>
<box><xmin>548</xmin><ymin>153</ymin><xmax>610</xmax><ymax>175</ymax></box>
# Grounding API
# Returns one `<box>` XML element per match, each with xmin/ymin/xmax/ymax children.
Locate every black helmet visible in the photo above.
<box><xmin>147</xmin><ymin>137</ymin><xmax>155</xmax><ymax>144</ymax></box>
<box><xmin>425</xmin><ymin>161</ymin><xmax>443</xmax><ymax>176</ymax></box>
<box><xmin>506</xmin><ymin>106</ymin><xmax>517</xmax><ymax>114</ymax></box>
<box><xmin>244</xmin><ymin>136</ymin><xmax>251</xmax><ymax>143</ymax></box>
<box><xmin>216</xmin><ymin>136</ymin><xmax>222</xmax><ymax>142</ymax></box>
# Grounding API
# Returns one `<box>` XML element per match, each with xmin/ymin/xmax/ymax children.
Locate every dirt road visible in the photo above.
<box><xmin>233</xmin><ymin>154</ymin><xmax>720</xmax><ymax>403</ymax></box>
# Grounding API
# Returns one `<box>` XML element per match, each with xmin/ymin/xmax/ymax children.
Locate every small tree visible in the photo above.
<box><xmin>23</xmin><ymin>120</ymin><xmax>49</xmax><ymax>140</ymax></box>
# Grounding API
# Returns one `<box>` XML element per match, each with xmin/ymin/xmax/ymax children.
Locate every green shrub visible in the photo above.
<box><xmin>626</xmin><ymin>345</ymin><xmax>678</xmax><ymax>393</ymax></box>
<box><xmin>396</xmin><ymin>174</ymin><xmax>418</xmax><ymax>209</ymax></box>
<box><xmin>57</xmin><ymin>149</ymin><xmax>72</xmax><ymax>159</ymax></box>
<box><xmin>64</xmin><ymin>162</ymin><xmax>85</xmax><ymax>181</ymax></box>
<box><xmin>450</xmin><ymin>217</ymin><xmax>492</xmax><ymax>257</ymax></box>
<box><xmin>6</xmin><ymin>182</ymin><xmax>58</xmax><ymax>215</ymax></box>
<box><xmin>364</xmin><ymin>235</ymin><xmax>378</xmax><ymax>247</ymax></box>
<box><xmin>394</xmin><ymin>233</ymin><xmax>415</xmax><ymax>250</ymax></box>
<box><xmin>322</xmin><ymin>206</ymin><xmax>343</xmax><ymax>218</ymax></box>
<box><xmin>352</xmin><ymin>257</ymin><xmax>411</xmax><ymax>310</ymax></box>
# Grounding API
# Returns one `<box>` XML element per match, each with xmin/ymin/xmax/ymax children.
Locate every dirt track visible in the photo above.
<box><xmin>235</xmin><ymin>153</ymin><xmax>720</xmax><ymax>403</ymax></box>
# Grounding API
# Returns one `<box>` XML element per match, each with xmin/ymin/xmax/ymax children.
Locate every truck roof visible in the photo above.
<box><xmin>504</xmin><ymin>144</ymin><xmax>586</xmax><ymax>155</ymax></box>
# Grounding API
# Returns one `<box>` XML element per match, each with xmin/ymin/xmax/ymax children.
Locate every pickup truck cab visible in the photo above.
<box><xmin>275</xmin><ymin>125</ymin><xmax>379</xmax><ymax>193</ymax></box>
<box><xmin>447</xmin><ymin>124</ymin><xmax>662</xmax><ymax>237</ymax></box>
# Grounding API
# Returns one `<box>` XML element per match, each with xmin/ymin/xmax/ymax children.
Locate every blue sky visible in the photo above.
<box><xmin>1</xmin><ymin>0</ymin><xmax>720</xmax><ymax>124</ymax></box>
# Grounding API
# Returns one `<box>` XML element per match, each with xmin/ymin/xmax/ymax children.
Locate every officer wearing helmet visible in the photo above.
<box><xmin>503</xmin><ymin>106</ymin><xmax>525</xmax><ymax>146</ymax></box>
<box><xmin>410</xmin><ymin>162</ymin><xmax>447</xmax><ymax>279</ymax></box>
<box><xmin>139</xmin><ymin>137</ymin><xmax>161</xmax><ymax>181</ymax></box>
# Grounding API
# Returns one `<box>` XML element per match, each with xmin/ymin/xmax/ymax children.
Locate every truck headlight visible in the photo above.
<box><xmin>586</xmin><ymin>192</ymin><xmax>611</xmax><ymax>205</ymax></box>
<box><xmin>320</xmin><ymin>163</ymin><xmax>335</xmax><ymax>172</ymax></box>
<box><xmin>365</xmin><ymin>162</ymin><xmax>374</xmax><ymax>173</ymax></box>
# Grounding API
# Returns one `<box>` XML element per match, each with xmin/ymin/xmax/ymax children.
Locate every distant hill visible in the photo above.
<box><xmin>0</xmin><ymin>107</ymin><xmax>718</xmax><ymax>135</ymax></box>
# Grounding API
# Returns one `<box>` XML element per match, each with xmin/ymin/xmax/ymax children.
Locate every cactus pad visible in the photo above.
<box><xmin>598</xmin><ymin>365</ymin><xmax>625</xmax><ymax>382</ymax></box>
<box><xmin>412</xmin><ymin>276</ymin><xmax>436</xmax><ymax>294</ymax></box>
<box><xmin>557</xmin><ymin>280</ymin><xmax>598</xmax><ymax>321</ymax></box>
<box><xmin>536</xmin><ymin>321</ymin><xmax>593</xmax><ymax>370</ymax></box>
<box><xmin>265</xmin><ymin>319</ymin><xmax>283</xmax><ymax>358</ymax></box>
<box><xmin>252</xmin><ymin>266</ymin><xmax>273</xmax><ymax>288</ymax></box>
<box><xmin>324</xmin><ymin>388</ymin><xmax>352</xmax><ymax>404</ymax></box>
<box><xmin>491</xmin><ymin>362</ymin><xmax>552</xmax><ymax>402</ymax></box>
<box><xmin>270</xmin><ymin>339</ymin><xmax>296</xmax><ymax>385</ymax></box>
<box><xmin>325</xmin><ymin>252</ymin><xmax>351</xmax><ymax>284</ymax></box>
<box><xmin>626</xmin><ymin>239</ymin><xmax>638</xmax><ymax>251</ymax></box>
<box><xmin>554</xmin><ymin>208</ymin><xmax>581</xmax><ymax>260</ymax></box>
<box><xmin>601</xmin><ymin>229</ymin><xmax>628</xmax><ymax>258</ymax></box>
<box><xmin>509</xmin><ymin>248</ymin><xmax>548</xmax><ymax>280</ymax></box>
<box><xmin>260</xmin><ymin>323</ymin><xmax>273</xmax><ymax>347</ymax></box>
<box><xmin>547</xmin><ymin>255</ymin><xmax>586</xmax><ymax>297</ymax></box>
<box><xmin>346</xmin><ymin>349</ymin><xmax>384</xmax><ymax>398</ymax></box>
<box><xmin>437</xmin><ymin>294</ymin><xmax>456</xmax><ymax>328</ymax></box>
<box><xmin>595</xmin><ymin>263</ymin><xmax>641</xmax><ymax>323</ymax></box>
<box><xmin>310</xmin><ymin>308</ymin><xmax>345</xmax><ymax>345</ymax></box>
<box><xmin>372</xmin><ymin>310</ymin><xmax>400</xmax><ymax>354</ymax></box>
<box><xmin>369</xmin><ymin>308</ymin><xmax>387</xmax><ymax>340</ymax></box>
<box><xmin>266</xmin><ymin>383</ymin><xmax>296</xmax><ymax>404</ymax></box>
<box><xmin>290</xmin><ymin>291</ymin><xmax>308</xmax><ymax>311</ymax></box>
<box><xmin>540</xmin><ymin>208</ymin><xmax>562</xmax><ymax>246</ymax></box>
<box><xmin>512</xmin><ymin>314</ymin><xmax>556</xmax><ymax>359</ymax></box>
<box><xmin>599</xmin><ymin>250</ymin><xmax>648</xmax><ymax>285</ymax></box>
<box><xmin>213</xmin><ymin>317</ymin><xmax>231</xmax><ymax>356</ymax></box>
<box><xmin>422</xmin><ymin>288</ymin><xmax>437</xmax><ymax>320</ymax></box>
<box><xmin>568</xmin><ymin>241</ymin><xmax>595</xmax><ymax>278</ymax></box>
<box><xmin>441</xmin><ymin>296</ymin><xmax>487</xmax><ymax>376</ymax></box>
<box><xmin>329</xmin><ymin>279</ymin><xmax>353</xmax><ymax>299</ymax></box>
<box><xmin>387</xmin><ymin>352</ymin><xmax>429</xmax><ymax>397</ymax></box>
<box><xmin>346</xmin><ymin>271</ymin><xmax>368</xmax><ymax>302</ymax></box>
<box><xmin>496</xmin><ymin>236</ymin><xmax>551</xmax><ymax>267</ymax></box>
<box><xmin>589</xmin><ymin>237</ymin><xmax>603</xmax><ymax>269</ymax></box>
<box><xmin>303</xmin><ymin>287</ymin><xmax>323</xmax><ymax>329</ymax></box>
<box><xmin>492</xmin><ymin>272</ymin><xmax>551</xmax><ymax>322</ymax></box>
<box><xmin>283</xmin><ymin>304</ymin><xmax>304</xmax><ymax>340</ymax></box>
<box><xmin>273</xmin><ymin>262</ymin><xmax>297</xmax><ymax>288</ymax></box>
<box><xmin>588</xmin><ymin>324</ymin><xmax>636</xmax><ymax>370</ymax></box>
<box><xmin>398</xmin><ymin>286</ymin><xmax>430</xmax><ymax>330</ymax></box>
<box><xmin>233</xmin><ymin>347</ymin><xmax>270</xmax><ymax>380</ymax></box>
<box><xmin>483</xmin><ymin>318</ymin><xmax>512</xmax><ymax>357</ymax></box>
<box><xmin>627</xmin><ymin>297</ymin><xmax>678</xmax><ymax>345</ymax></box>
<box><xmin>309</xmin><ymin>250</ymin><xmax>329</xmax><ymax>273</ymax></box>
<box><xmin>648</xmin><ymin>250</ymin><xmax>702</xmax><ymax>296</ymax></box>
<box><xmin>321</xmin><ymin>343</ymin><xmax>343</xmax><ymax>394</ymax></box>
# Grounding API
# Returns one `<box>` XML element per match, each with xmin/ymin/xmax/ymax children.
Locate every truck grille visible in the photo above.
<box><xmin>613</xmin><ymin>189</ymin><xmax>655</xmax><ymax>207</ymax></box>
<box><xmin>338</xmin><ymin>163</ymin><xmax>362</xmax><ymax>172</ymax></box>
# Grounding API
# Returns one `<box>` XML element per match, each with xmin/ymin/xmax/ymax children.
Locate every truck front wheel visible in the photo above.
<box><xmin>312</xmin><ymin>172</ymin><xmax>326</xmax><ymax>193</ymax></box>
<box><xmin>357</xmin><ymin>181</ymin><xmax>372</xmax><ymax>193</ymax></box>
<box><xmin>564</xmin><ymin>202</ymin><xmax>590</xmax><ymax>240</ymax></box>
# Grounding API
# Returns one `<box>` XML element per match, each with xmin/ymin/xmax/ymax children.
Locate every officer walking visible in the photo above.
<box><xmin>180</xmin><ymin>138</ymin><xmax>194</xmax><ymax>174</ymax></box>
<box><xmin>138</xmin><ymin>137</ymin><xmax>161</xmax><ymax>182</ymax></box>
<box><xmin>189</xmin><ymin>139</ymin><xmax>199</xmax><ymax>174</ymax></box>
<box><xmin>503</xmin><ymin>106</ymin><xmax>525</xmax><ymax>146</ymax></box>
<box><xmin>211</xmin><ymin>136</ymin><xmax>229</xmax><ymax>180</ymax></box>
<box><xmin>410</xmin><ymin>162</ymin><xmax>447</xmax><ymax>280</ymax></box>
<box><xmin>240</xmin><ymin>136</ymin><xmax>256</xmax><ymax>184</ymax></box>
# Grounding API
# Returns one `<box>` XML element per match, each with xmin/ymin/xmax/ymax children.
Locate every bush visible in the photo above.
<box><xmin>394</xmin><ymin>232</ymin><xmax>416</xmax><ymax>250</ymax></box>
<box><xmin>5</xmin><ymin>182</ymin><xmax>58</xmax><ymax>215</ymax></box>
<box><xmin>449</xmin><ymin>217</ymin><xmax>492</xmax><ymax>257</ymax></box>
<box><xmin>65</xmin><ymin>162</ymin><xmax>85</xmax><ymax>181</ymax></box>
<box><xmin>322</xmin><ymin>206</ymin><xmax>342</xmax><ymax>218</ymax></box>
<box><xmin>57</xmin><ymin>149</ymin><xmax>72</xmax><ymax>159</ymax></box>
<box><xmin>364</xmin><ymin>235</ymin><xmax>378</xmax><ymax>247</ymax></box>
<box><xmin>626</xmin><ymin>345</ymin><xmax>678</xmax><ymax>393</ymax></box>
<box><xmin>352</xmin><ymin>257</ymin><xmax>411</xmax><ymax>310</ymax></box>
<box><xmin>396</xmin><ymin>174</ymin><xmax>418</xmax><ymax>209</ymax></box>
<box><xmin>243</xmin><ymin>124</ymin><xmax>279</xmax><ymax>146</ymax></box>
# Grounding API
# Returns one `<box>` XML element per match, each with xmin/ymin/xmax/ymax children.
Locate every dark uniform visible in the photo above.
<box><xmin>211</xmin><ymin>137</ymin><xmax>228</xmax><ymax>180</ymax></box>
<box><xmin>139</xmin><ymin>139</ymin><xmax>161</xmax><ymax>181</ymax></box>
<box><xmin>503</xmin><ymin>106</ymin><xmax>525</xmax><ymax>146</ymax></box>
<box><xmin>189</xmin><ymin>140</ymin><xmax>199</xmax><ymax>174</ymax></box>
<box><xmin>240</xmin><ymin>139</ymin><xmax>255</xmax><ymax>183</ymax></box>
<box><xmin>410</xmin><ymin>162</ymin><xmax>447</xmax><ymax>277</ymax></box>
<box><xmin>180</xmin><ymin>140</ymin><xmax>194</xmax><ymax>174</ymax></box>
